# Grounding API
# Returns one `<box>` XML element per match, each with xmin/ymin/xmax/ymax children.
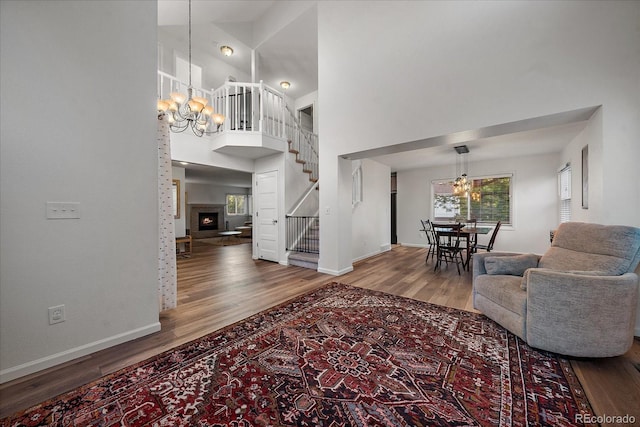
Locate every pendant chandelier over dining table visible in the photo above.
<box><xmin>453</xmin><ymin>145</ymin><xmax>472</xmax><ymax>196</ymax></box>
<box><xmin>156</xmin><ymin>0</ymin><xmax>224</xmax><ymax>137</ymax></box>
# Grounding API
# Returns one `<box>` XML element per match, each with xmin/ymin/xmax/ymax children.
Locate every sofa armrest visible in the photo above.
<box><xmin>525</xmin><ymin>269</ymin><xmax>639</xmax><ymax>357</ymax></box>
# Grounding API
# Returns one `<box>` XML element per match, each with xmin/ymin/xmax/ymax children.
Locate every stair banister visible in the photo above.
<box><xmin>287</xmin><ymin>180</ymin><xmax>319</xmax><ymax>217</ymax></box>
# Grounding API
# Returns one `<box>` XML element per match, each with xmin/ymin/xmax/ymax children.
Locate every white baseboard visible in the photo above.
<box><xmin>0</xmin><ymin>322</ymin><xmax>161</xmax><ymax>384</ymax></box>
<box><xmin>317</xmin><ymin>265</ymin><xmax>354</xmax><ymax>276</ymax></box>
<box><xmin>399</xmin><ymin>242</ymin><xmax>428</xmax><ymax>248</ymax></box>
<box><xmin>352</xmin><ymin>246</ymin><xmax>391</xmax><ymax>264</ymax></box>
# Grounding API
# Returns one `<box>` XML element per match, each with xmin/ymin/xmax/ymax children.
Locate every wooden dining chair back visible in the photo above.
<box><xmin>476</xmin><ymin>221</ymin><xmax>502</xmax><ymax>252</ymax></box>
<box><xmin>433</xmin><ymin>223</ymin><xmax>465</xmax><ymax>274</ymax></box>
<box><xmin>465</xmin><ymin>218</ymin><xmax>478</xmax><ymax>250</ymax></box>
<box><xmin>420</xmin><ymin>219</ymin><xmax>437</xmax><ymax>262</ymax></box>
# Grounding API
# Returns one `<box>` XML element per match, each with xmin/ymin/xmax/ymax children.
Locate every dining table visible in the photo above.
<box><xmin>431</xmin><ymin>223</ymin><xmax>492</xmax><ymax>270</ymax></box>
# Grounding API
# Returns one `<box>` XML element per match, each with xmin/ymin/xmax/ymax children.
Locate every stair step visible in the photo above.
<box><xmin>295</xmin><ymin>159</ymin><xmax>306</xmax><ymax>164</ymax></box>
<box><xmin>289</xmin><ymin>149</ymin><xmax>299</xmax><ymax>154</ymax></box>
<box><xmin>289</xmin><ymin>251</ymin><xmax>319</xmax><ymax>270</ymax></box>
<box><xmin>295</xmin><ymin>238</ymin><xmax>319</xmax><ymax>243</ymax></box>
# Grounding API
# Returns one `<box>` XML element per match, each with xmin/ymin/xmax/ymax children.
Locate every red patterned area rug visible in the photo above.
<box><xmin>2</xmin><ymin>283</ymin><xmax>596</xmax><ymax>427</ymax></box>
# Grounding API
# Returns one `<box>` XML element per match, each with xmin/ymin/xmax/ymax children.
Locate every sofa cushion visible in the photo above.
<box><xmin>538</xmin><ymin>247</ymin><xmax>630</xmax><ymax>275</ymax></box>
<box><xmin>485</xmin><ymin>253</ymin><xmax>539</xmax><ymax>276</ymax></box>
<box><xmin>474</xmin><ymin>275</ymin><xmax>527</xmax><ymax>316</ymax></box>
<box><xmin>543</xmin><ymin>222</ymin><xmax>640</xmax><ymax>274</ymax></box>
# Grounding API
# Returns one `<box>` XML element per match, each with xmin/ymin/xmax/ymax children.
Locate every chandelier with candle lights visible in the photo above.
<box><xmin>157</xmin><ymin>0</ymin><xmax>224</xmax><ymax>137</ymax></box>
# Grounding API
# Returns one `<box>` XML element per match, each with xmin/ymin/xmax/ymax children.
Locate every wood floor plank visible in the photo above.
<box><xmin>0</xmin><ymin>241</ymin><xmax>638</xmax><ymax>422</ymax></box>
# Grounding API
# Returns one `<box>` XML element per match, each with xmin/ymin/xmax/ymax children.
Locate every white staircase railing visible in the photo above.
<box><xmin>284</xmin><ymin>106</ymin><xmax>319</xmax><ymax>182</ymax></box>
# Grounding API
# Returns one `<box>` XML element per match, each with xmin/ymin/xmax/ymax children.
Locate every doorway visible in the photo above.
<box><xmin>391</xmin><ymin>172</ymin><xmax>397</xmax><ymax>244</ymax></box>
<box><xmin>298</xmin><ymin>105</ymin><xmax>314</xmax><ymax>133</ymax></box>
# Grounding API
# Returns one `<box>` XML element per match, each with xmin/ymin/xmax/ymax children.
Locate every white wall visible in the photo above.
<box><xmin>170</xmin><ymin>132</ymin><xmax>255</xmax><ymax>173</ymax></box>
<box><xmin>158</xmin><ymin>27</ymin><xmax>250</xmax><ymax>89</ymax></box>
<box><xmin>172</xmin><ymin>167</ymin><xmax>186</xmax><ymax>237</ymax></box>
<box><xmin>0</xmin><ymin>1</ymin><xmax>159</xmax><ymax>382</ymax></box>
<box><xmin>252</xmin><ymin>1</ymin><xmax>316</xmax><ymax>48</ymax></box>
<box><xmin>398</xmin><ymin>153</ymin><xmax>560</xmax><ymax>255</ymax></box>
<box><xmin>561</xmin><ymin>109</ymin><xmax>604</xmax><ymax>223</ymax></box>
<box><xmin>317</xmin><ymin>1</ymin><xmax>640</xmax><ymax>274</ymax></box>
<box><xmin>352</xmin><ymin>160</ymin><xmax>391</xmax><ymax>262</ymax></box>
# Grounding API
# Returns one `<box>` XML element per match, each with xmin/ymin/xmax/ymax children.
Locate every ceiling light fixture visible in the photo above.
<box><xmin>280</xmin><ymin>81</ymin><xmax>291</xmax><ymax>90</ymax></box>
<box><xmin>157</xmin><ymin>0</ymin><xmax>224</xmax><ymax>137</ymax></box>
<box><xmin>453</xmin><ymin>145</ymin><xmax>472</xmax><ymax>196</ymax></box>
<box><xmin>220</xmin><ymin>45</ymin><xmax>234</xmax><ymax>57</ymax></box>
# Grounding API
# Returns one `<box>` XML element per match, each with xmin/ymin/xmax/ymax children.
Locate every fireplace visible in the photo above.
<box><xmin>198</xmin><ymin>212</ymin><xmax>218</xmax><ymax>230</ymax></box>
<box><xmin>190</xmin><ymin>204</ymin><xmax>224</xmax><ymax>238</ymax></box>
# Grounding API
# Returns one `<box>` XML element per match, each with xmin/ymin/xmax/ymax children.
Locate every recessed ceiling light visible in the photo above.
<box><xmin>280</xmin><ymin>81</ymin><xmax>291</xmax><ymax>90</ymax></box>
<box><xmin>180</xmin><ymin>162</ymin><xmax>189</xmax><ymax>165</ymax></box>
<box><xmin>220</xmin><ymin>45</ymin><xmax>234</xmax><ymax>56</ymax></box>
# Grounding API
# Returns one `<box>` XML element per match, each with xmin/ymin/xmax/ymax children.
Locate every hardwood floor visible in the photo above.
<box><xmin>1</xmin><ymin>241</ymin><xmax>639</xmax><ymax>425</ymax></box>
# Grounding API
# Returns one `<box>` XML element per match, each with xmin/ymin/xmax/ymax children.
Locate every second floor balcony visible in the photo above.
<box><xmin>158</xmin><ymin>71</ymin><xmax>318</xmax><ymax>180</ymax></box>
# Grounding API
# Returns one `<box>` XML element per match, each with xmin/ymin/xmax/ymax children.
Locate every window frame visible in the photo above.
<box><xmin>559</xmin><ymin>164</ymin><xmax>571</xmax><ymax>223</ymax></box>
<box><xmin>226</xmin><ymin>194</ymin><xmax>248</xmax><ymax>216</ymax></box>
<box><xmin>431</xmin><ymin>173</ymin><xmax>513</xmax><ymax>226</ymax></box>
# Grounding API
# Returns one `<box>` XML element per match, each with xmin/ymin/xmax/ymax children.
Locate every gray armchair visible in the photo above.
<box><xmin>473</xmin><ymin>222</ymin><xmax>640</xmax><ymax>357</ymax></box>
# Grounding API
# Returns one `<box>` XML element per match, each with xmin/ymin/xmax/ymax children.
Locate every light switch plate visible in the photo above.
<box><xmin>46</xmin><ymin>202</ymin><xmax>80</xmax><ymax>219</ymax></box>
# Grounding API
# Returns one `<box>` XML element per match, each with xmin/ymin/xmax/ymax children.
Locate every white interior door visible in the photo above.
<box><xmin>256</xmin><ymin>170</ymin><xmax>279</xmax><ymax>262</ymax></box>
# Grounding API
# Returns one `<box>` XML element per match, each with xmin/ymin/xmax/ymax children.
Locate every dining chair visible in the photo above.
<box><xmin>465</xmin><ymin>218</ymin><xmax>478</xmax><ymax>250</ymax></box>
<box><xmin>420</xmin><ymin>219</ymin><xmax>437</xmax><ymax>262</ymax></box>
<box><xmin>475</xmin><ymin>221</ymin><xmax>502</xmax><ymax>252</ymax></box>
<box><xmin>433</xmin><ymin>223</ymin><xmax>465</xmax><ymax>274</ymax></box>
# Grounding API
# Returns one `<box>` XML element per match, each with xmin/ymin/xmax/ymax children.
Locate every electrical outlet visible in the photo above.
<box><xmin>48</xmin><ymin>305</ymin><xmax>65</xmax><ymax>325</ymax></box>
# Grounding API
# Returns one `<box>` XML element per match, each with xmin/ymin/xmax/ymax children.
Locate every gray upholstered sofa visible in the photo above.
<box><xmin>473</xmin><ymin>222</ymin><xmax>640</xmax><ymax>357</ymax></box>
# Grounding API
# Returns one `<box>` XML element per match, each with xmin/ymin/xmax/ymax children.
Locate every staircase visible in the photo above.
<box><xmin>284</xmin><ymin>106</ymin><xmax>320</xmax><ymax>270</ymax></box>
<box><xmin>285</xmin><ymin>190</ymin><xmax>320</xmax><ymax>270</ymax></box>
<box><xmin>288</xmin><ymin>219</ymin><xmax>319</xmax><ymax>269</ymax></box>
<box><xmin>285</xmin><ymin>105</ymin><xmax>318</xmax><ymax>183</ymax></box>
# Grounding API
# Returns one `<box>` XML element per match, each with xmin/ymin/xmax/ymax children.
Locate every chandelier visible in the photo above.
<box><xmin>453</xmin><ymin>145</ymin><xmax>472</xmax><ymax>196</ymax></box>
<box><xmin>156</xmin><ymin>0</ymin><xmax>224</xmax><ymax>137</ymax></box>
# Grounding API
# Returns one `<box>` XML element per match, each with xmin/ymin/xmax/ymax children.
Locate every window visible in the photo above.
<box><xmin>226</xmin><ymin>194</ymin><xmax>247</xmax><ymax>215</ymax></box>
<box><xmin>432</xmin><ymin>175</ymin><xmax>512</xmax><ymax>225</ymax></box>
<box><xmin>559</xmin><ymin>165</ymin><xmax>571</xmax><ymax>223</ymax></box>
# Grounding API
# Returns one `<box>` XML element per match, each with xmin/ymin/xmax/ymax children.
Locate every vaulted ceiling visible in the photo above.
<box><xmin>161</xmin><ymin>1</ymin><xmax>589</xmax><ymax>179</ymax></box>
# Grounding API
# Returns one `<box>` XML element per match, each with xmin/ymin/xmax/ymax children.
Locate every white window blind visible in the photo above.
<box><xmin>559</xmin><ymin>166</ymin><xmax>571</xmax><ymax>223</ymax></box>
